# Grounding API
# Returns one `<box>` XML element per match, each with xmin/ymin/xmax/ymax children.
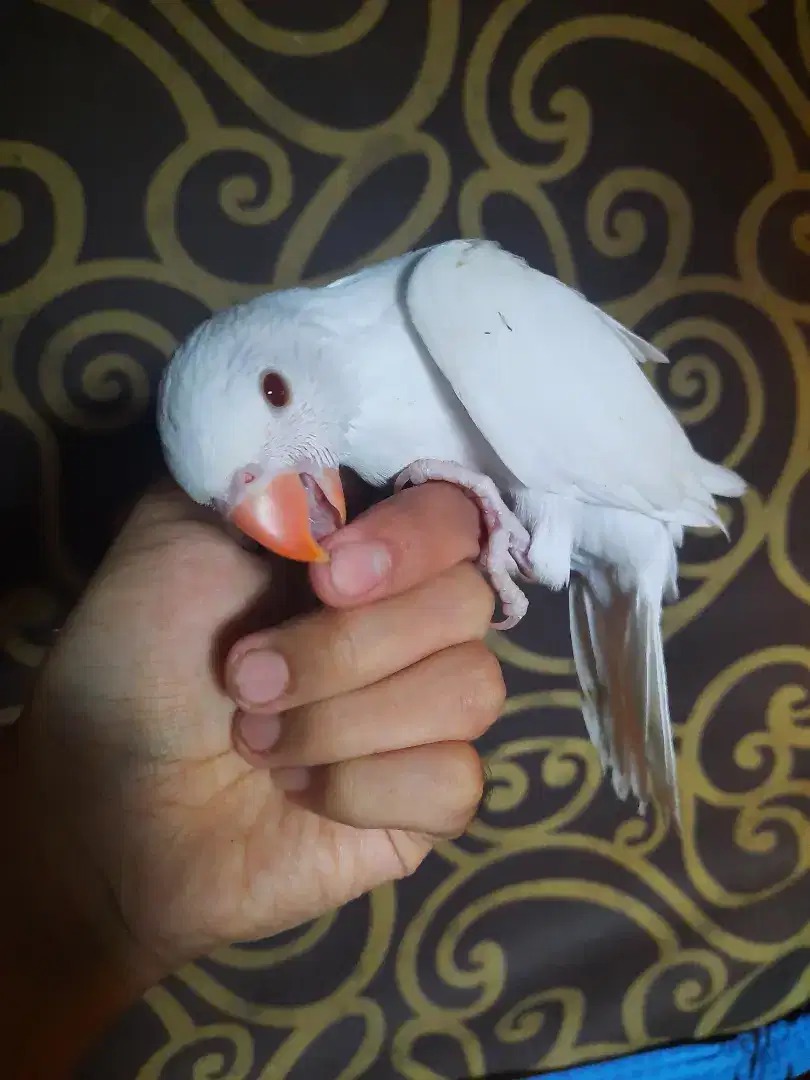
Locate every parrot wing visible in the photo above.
<box><xmin>403</xmin><ymin>239</ymin><xmax>740</xmax><ymax>523</ymax></box>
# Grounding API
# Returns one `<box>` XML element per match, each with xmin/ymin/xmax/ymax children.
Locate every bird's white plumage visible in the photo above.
<box><xmin>157</xmin><ymin>237</ymin><xmax>747</xmax><ymax>824</ymax></box>
<box><xmin>404</xmin><ymin>240</ymin><xmax>741</xmax><ymax>526</ymax></box>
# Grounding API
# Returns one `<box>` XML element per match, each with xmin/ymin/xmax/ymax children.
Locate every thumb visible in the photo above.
<box><xmin>110</xmin><ymin>478</ymin><xmax>317</xmax><ymax>643</ymax></box>
<box><xmin>112</xmin><ymin>477</ymin><xmax>219</xmax><ymax>540</ymax></box>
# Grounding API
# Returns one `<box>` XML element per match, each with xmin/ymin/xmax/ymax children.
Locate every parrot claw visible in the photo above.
<box><xmin>394</xmin><ymin>459</ymin><xmax>535</xmax><ymax>629</ymax></box>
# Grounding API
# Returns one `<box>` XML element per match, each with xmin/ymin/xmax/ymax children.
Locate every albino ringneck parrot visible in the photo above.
<box><xmin>158</xmin><ymin>238</ymin><xmax>746</xmax><ymax>821</ymax></box>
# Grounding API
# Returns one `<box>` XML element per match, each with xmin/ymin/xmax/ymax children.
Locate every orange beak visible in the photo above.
<box><xmin>229</xmin><ymin>467</ymin><xmax>346</xmax><ymax>563</ymax></box>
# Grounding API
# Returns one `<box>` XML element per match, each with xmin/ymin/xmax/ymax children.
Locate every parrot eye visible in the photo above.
<box><xmin>261</xmin><ymin>370</ymin><xmax>291</xmax><ymax>408</ymax></box>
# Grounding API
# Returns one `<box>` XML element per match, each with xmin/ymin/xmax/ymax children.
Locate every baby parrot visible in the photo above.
<box><xmin>158</xmin><ymin>239</ymin><xmax>746</xmax><ymax>821</ymax></box>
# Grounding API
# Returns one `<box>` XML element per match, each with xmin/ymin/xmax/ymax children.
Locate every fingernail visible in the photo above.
<box><xmin>238</xmin><ymin>713</ymin><xmax>282</xmax><ymax>753</ymax></box>
<box><xmin>272</xmin><ymin>767</ymin><xmax>310</xmax><ymax>792</ymax></box>
<box><xmin>234</xmin><ymin>650</ymin><xmax>289</xmax><ymax>706</ymax></box>
<box><xmin>328</xmin><ymin>542</ymin><xmax>391</xmax><ymax>597</ymax></box>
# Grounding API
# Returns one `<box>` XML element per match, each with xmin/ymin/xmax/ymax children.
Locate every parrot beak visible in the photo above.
<box><xmin>229</xmin><ymin>466</ymin><xmax>347</xmax><ymax>563</ymax></box>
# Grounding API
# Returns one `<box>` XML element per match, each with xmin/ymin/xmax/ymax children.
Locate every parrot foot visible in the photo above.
<box><xmin>394</xmin><ymin>459</ymin><xmax>535</xmax><ymax>630</ymax></box>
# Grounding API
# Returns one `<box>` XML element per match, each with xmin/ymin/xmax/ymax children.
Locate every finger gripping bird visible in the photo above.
<box><xmin>158</xmin><ymin>239</ymin><xmax>746</xmax><ymax>822</ymax></box>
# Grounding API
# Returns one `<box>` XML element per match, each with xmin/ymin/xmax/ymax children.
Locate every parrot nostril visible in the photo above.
<box><xmin>226</xmin><ymin>465</ymin><xmax>263</xmax><ymax>510</ymax></box>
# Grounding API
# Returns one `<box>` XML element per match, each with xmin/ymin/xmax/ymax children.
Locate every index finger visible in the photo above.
<box><xmin>310</xmin><ymin>481</ymin><xmax>481</xmax><ymax>608</ymax></box>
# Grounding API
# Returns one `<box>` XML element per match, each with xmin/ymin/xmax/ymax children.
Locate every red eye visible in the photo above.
<box><xmin>261</xmin><ymin>371</ymin><xmax>291</xmax><ymax>408</ymax></box>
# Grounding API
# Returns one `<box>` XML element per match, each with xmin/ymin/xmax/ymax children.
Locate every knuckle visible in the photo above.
<box><xmin>386</xmin><ymin>832</ymin><xmax>433</xmax><ymax>879</ymax></box>
<box><xmin>451</xmin><ymin>643</ymin><xmax>506</xmax><ymax>734</ymax></box>
<box><xmin>424</xmin><ymin>482</ymin><xmax>480</xmax><ymax>538</ymax></box>
<box><xmin>404</xmin><ymin>479</ymin><xmax>476</xmax><ymax>523</ymax></box>
<box><xmin>387</xmin><ymin>484</ymin><xmax>481</xmax><ymax>571</ymax></box>
<box><xmin>440</xmin><ymin>744</ymin><xmax>485</xmax><ymax>833</ymax></box>
<box><xmin>446</xmin><ymin>563</ymin><xmax>497</xmax><ymax>634</ymax></box>
<box><xmin>121</xmin><ymin>525</ymin><xmax>241</xmax><ymax>599</ymax></box>
<box><xmin>321</xmin><ymin>607</ymin><xmax>366</xmax><ymax>683</ymax></box>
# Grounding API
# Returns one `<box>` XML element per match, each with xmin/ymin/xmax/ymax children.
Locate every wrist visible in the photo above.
<box><xmin>1</xmin><ymin>721</ymin><xmax>164</xmax><ymax>1076</ymax></box>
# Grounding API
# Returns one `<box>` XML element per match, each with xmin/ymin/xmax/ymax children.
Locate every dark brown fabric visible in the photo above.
<box><xmin>2</xmin><ymin>1</ymin><xmax>809</xmax><ymax>1076</ymax></box>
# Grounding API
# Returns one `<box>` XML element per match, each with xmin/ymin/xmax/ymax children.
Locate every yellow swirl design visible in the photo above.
<box><xmin>211</xmin><ymin>0</ymin><xmax>389</xmax><ymax>58</ymax></box>
<box><xmin>3</xmin><ymin>0</ymin><xmax>810</xmax><ymax>1074</ymax></box>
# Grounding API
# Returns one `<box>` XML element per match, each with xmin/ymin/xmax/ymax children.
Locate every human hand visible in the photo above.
<box><xmin>13</xmin><ymin>478</ymin><xmax>504</xmax><ymax>989</ymax></box>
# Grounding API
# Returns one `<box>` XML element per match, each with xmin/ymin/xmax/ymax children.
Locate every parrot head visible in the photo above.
<box><xmin>157</xmin><ymin>299</ymin><xmax>348</xmax><ymax>563</ymax></box>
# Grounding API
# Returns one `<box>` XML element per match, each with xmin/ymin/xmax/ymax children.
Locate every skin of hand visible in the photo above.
<box><xmin>1</xmin><ymin>478</ymin><xmax>505</xmax><ymax>1076</ymax></box>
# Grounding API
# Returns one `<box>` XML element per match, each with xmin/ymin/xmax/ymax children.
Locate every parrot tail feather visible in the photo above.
<box><xmin>569</xmin><ymin>572</ymin><xmax>680</xmax><ymax>825</ymax></box>
<box><xmin>563</xmin><ymin>281</ymin><xmax>670</xmax><ymax>367</ymax></box>
<box><xmin>594</xmin><ymin>309</ymin><xmax>670</xmax><ymax>367</ymax></box>
<box><xmin>698</xmin><ymin>457</ymin><xmax>747</xmax><ymax>500</ymax></box>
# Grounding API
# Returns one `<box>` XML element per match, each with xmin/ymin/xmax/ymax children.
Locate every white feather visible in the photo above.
<box><xmin>403</xmin><ymin>239</ymin><xmax>744</xmax><ymax>523</ymax></box>
<box><xmin>158</xmin><ymin>237</ymin><xmax>747</xmax><ymax>822</ymax></box>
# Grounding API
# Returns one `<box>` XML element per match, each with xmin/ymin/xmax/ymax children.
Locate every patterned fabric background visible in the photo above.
<box><xmin>2</xmin><ymin>1</ymin><xmax>810</xmax><ymax>1076</ymax></box>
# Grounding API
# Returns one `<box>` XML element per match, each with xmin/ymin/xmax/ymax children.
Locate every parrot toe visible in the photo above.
<box><xmin>394</xmin><ymin>458</ymin><xmax>535</xmax><ymax>629</ymax></box>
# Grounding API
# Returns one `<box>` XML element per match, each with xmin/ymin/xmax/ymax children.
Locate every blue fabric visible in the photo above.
<box><xmin>532</xmin><ymin>1014</ymin><xmax>810</xmax><ymax>1079</ymax></box>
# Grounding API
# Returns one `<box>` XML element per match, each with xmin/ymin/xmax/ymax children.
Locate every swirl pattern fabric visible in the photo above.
<box><xmin>2</xmin><ymin>1</ymin><xmax>809</xmax><ymax>1077</ymax></box>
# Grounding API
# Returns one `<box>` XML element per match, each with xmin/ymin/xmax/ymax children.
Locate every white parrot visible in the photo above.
<box><xmin>157</xmin><ymin>238</ymin><xmax>746</xmax><ymax>821</ymax></box>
